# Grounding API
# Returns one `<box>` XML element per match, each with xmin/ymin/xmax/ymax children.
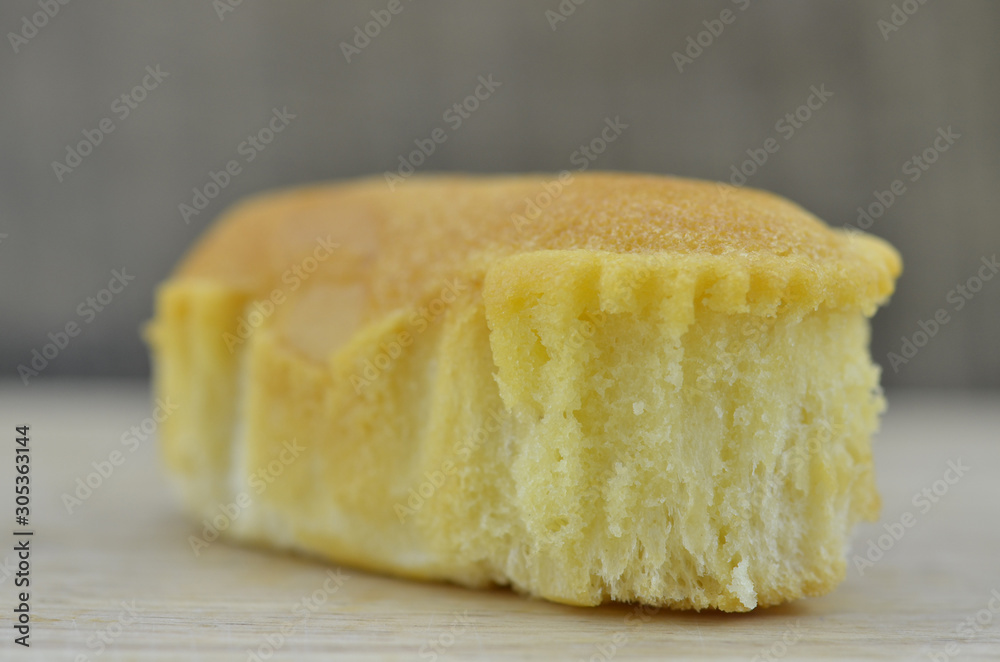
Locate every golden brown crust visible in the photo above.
<box><xmin>177</xmin><ymin>173</ymin><xmax>901</xmax><ymax>336</ymax></box>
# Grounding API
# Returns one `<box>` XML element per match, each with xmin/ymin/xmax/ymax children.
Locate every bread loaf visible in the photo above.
<box><xmin>146</xmin><ymin>173</ymin><xmax>901</xmax><ymax>611</ymax></box>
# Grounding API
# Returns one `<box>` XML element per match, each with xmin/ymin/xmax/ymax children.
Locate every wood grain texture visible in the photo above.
<box><xmin>1</xmin><ymin>383</ymin><xmax>998</xmax><ymax>661</ymax></box>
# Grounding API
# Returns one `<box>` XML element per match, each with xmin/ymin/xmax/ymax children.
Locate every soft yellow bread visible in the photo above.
<box><xmin>145</xmin><ymin>173</ymin><xmax>901</xmax><ymax>611</ymax></box>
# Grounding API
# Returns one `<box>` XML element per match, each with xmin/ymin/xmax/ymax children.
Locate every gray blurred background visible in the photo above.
<box><xmin>2</xmin><ymin>0</ymin><xmax>997</xmax><ymax>388</ymax></box>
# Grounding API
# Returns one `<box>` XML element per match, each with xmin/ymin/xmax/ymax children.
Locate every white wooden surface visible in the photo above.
<box><xmin>1</xmin><ymin>383</ymin><xmax>998</xmax><ymax>661</ymax></box>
